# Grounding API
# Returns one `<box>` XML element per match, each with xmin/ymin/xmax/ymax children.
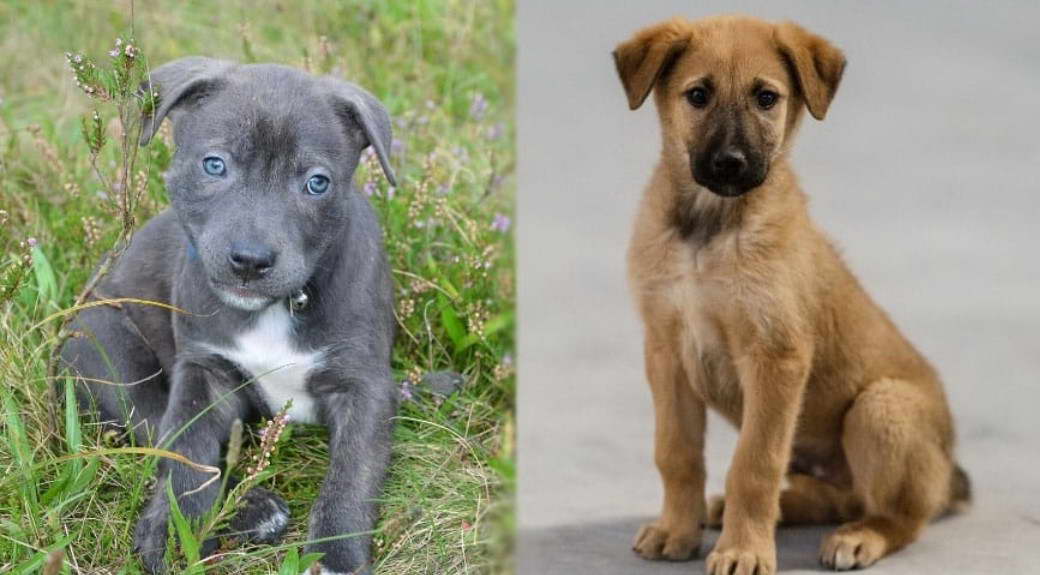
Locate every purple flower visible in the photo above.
<box><xmin>485</xmin><ymin>122</ymin><xmax>505</xmax><ymax>141</ymax></box>
<box><xmin>491</xmin><ymin>213</ymin><xmax>511</xmax><ymax>233</ymax></box>
<box><xmin>400</xmin><ymin>380</ymin><xmax>414</xmax><ymax>401</ymax></box>
<box><xmin>108</xmin><ymin>49</ymin><xmax>120</xmax><ymax>58</ymax></box>
<box><xmin>469</xmin><ymin>93</ymin><xmax>487</xmax><ymax>121</ymax></box>
<box><xmin>26</xmin><ymin>237</ymin><xmax>38</xmax><ymax>248</ymax></box>
<box><xmin>390</xmin><ymin>138</ymin><xmax>405</xmax><ymax>158</ymax></box>
<box><xmin>362</xmin><ymin>181</ymin><xmax>376</xmax><ymax>197</ymax></box>
<box><xmin>435</xmin><ymin>185</ymin><xmax>451</xmax><ymax>196</ymax></box>
<box><xmin>387</xmin><ymin>186</ymin><xmax>396</xmax><ymax>200</ymax></box>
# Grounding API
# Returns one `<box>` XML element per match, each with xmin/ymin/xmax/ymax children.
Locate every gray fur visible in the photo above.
<box><xmin>60</xmin><ymin>57</ymin><xmax>398</xmax><ymax>574</ymax></box>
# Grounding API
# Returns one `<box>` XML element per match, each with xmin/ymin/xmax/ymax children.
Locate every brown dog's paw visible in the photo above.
<box><xmin>706</xmin><ymin>539</ymin><xmax>776</xmax><ymax>575</ymax></box>
<box><xmin>632</xmin><ymin>522</ymin><xmax>701</xmax><ymax>561</ymax></box>
<box><xmin>819</xmin><ymin>525</ymin><xmax>886</xmax><ymax>571</ymax></box>
<box><xmin>705</xmin><ymin>494</ymin><xmax>725</xmax><ymax>528</ymax></box>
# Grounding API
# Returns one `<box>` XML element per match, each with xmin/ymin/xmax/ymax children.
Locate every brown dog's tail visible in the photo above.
<box><xmin>947</xmin><ymin>463</ymin><xmax>972</xmax><ymax>514</ymax></box>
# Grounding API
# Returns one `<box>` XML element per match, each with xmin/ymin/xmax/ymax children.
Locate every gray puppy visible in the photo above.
<box><xmin>60</xmin><ymin>57</ymin><xmax>398</xmax><ymax>575</ymax></box>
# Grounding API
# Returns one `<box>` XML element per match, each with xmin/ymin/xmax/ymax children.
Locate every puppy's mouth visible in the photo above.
<box><xmin>210</xmin><ymin>281</ymin><xmax>276</xmax><ymax>311</ymax></box>
<box><xmin>698</xmin><ymin>181</ymin><xmax>755</xmax><ymax>198</ymax></box>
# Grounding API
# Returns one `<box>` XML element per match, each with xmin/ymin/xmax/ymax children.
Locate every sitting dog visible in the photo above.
<box><xmin>614</xmin><ymin>15</ymin><xmax>970</xmax><ymax>573</ymax></box>
<box><xmin>60</xmin><ymin>57</ymin><xmax>399</xmax><ymax>574</ymax></box>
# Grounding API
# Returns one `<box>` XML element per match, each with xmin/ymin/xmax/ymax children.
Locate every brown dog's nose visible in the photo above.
<box><xmin>711</xmin><ymin>148</ymin><xmax>748</xmax><ymax>181</ymax></box>
<box><xmin>228</xmin><ymin>244</ymin><xmax>276</xmax><ymax>281</ymax></box>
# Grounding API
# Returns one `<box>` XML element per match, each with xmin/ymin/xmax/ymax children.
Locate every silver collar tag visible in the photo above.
<box><xmin>288</xmin><ymin>289</ymin><xmax>309</xmax><ymax>315</ymax></box>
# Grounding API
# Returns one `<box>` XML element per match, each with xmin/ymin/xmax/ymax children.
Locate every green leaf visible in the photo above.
<box><xmin>298</xmin><ymin>551</ymin><xmax>324</xmax><ymax>573</ymax></box>
<box><xmin>3</xmin><ymin>391</ymin><xmax>37</xmax><ymax>507</ymax></box>
<box><xmin>64</xmin><ymin>379</ymin><xmax>82</xmax><ymax>467</ymax></box>
<box><xmin>437</xmin><ymin>292</ymin><xmax>466</xmax><ymax>349</ymax></box>
<box><xmin>277</xmin><ymin>546</ymin><xmax>299</xmax><ymax>575</ymax></box>
<box><xmin>166</xmin><ymin>481</ymin><xmax>203</xmax><ymax>573</ymax></box>
<box><xmin>30</xmin><ymin>245</ymin><xmax>58</xmax><ymax>309</ymax></box>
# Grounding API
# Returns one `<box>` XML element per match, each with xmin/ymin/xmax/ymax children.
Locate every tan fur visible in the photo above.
<box><xmin>615</xmin><ymin>15</ymin><xmax>968</xmax><ymax>573</ymax></box>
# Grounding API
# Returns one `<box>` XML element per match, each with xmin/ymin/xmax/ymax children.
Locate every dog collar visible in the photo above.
<box><xmin>288</xmin><ymin>289</ymin><xmax>309</xmax><ymax>313</ymax></box>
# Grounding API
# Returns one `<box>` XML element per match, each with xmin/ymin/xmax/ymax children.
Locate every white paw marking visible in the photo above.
<box><xmin>254</xmin><ymin>506</ymin><xmax>289</xmax><ymax>539</ymax></box>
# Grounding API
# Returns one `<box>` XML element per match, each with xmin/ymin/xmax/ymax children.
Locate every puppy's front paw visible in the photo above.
<box><xmin>133</xmin><ymin>513</ymin><xmax>169</xmax><ymax>574</ymax></box>
<box><xmin>301</xmin><ymin>565</ymin><xmax>369</xmax><ymax>575</ymax></box>
<box><xmin>229</xmin><ymin>487</ymin><xmax>290</xmax><ymax>544</ymax></box>
<box><xmin>706</xmin><ymin>537</ymin><xmax>776</xmax><ymax>575</ymax></box>
<box><xmin>632</xmin><ymin>521</ymin><xmax>701</xmax><ymax>561</ymax></box>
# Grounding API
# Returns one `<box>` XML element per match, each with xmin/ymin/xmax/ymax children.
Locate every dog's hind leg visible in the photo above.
<box><xmin>820</xmin><ymin>378</ymin><xmax>953</xmax><ymax>571</ymax></box>
<box><xmin>706</xmin><ymin>473</ymin><xmax>862</xmax><ymax>528</ymax></box>
<box><xmin>60</xmin><ymin>305</ymin><xmax>167</xmax><ymax>445</ymax></box>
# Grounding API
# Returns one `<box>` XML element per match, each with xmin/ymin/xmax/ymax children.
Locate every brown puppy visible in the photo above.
<box><xmin>614</xmin><ymin>15</ymin><xmax>970</xmax><ymax>574</ymax></box>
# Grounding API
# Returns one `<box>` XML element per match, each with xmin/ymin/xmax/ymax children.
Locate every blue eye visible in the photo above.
<box><xmin>306</xmin><ymin>175</ymin><xmax>330</xmax><ymax>195</ymax></box>
<box><xmin>203</xmin><ymin>157</ymin><xmax>226</xmax><ymax>176</ymax></box>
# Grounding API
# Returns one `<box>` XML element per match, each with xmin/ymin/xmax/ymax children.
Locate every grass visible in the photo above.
<box><xmin>0</xmin><ymin>0</ymin><xmax>515</xmax><ymax>573</ymax></box>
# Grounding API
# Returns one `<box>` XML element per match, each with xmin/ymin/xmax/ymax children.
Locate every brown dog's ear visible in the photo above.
<box><xmin>613</xmin><ymin>19</ymin><xmax>690</xmax><ymax>110</ymax></box>
<box><xmin>774</xmin><ymin>21</ymin><xmax>846</xmax><ymax>120</ymax></box>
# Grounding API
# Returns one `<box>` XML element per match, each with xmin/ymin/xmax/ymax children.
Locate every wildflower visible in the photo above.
<box><xmin>467</xmin><ymin>301</ymin><xmax>488</xmax><ymax>339</ymax></box>
<box><xmin>0</xmin><ymin>210</ymin><xmax>8</xmax><ymax>226</ymax></box>
<box><xmin>390</xmin><ymin>138</ymin><xmax>405</xmax><ymax>158</ymax></box>
<box><xmin>409</xmin><ymin>278</ymin><xmax>430</xmax><ymax>294</ymax></box>
<box><xmin>387</xmin><ymin>186</ymin><xmax>396</xmax><ymax>200</ymax></box>
<box><xmin>108</xmin><ymin>48</ymin><xmax>120</xmax><ymax>58</ymax></box>
<box><xmin>494</xmin><ymin>354</ymin><xmax>515</xmax><ymax>382</ymax></box>
<box><xmin>362</xmin><ymin>180</ymin><xmax>376</xmax><ymax>197</ymax></box>
<box><xmin>82</xmin><ymin>216</ymin><xmax>102</xmax><ymax>248</ymax></box>
<box><xmin>452</xmin><ymin>146</ymin><xmax>469</xmax><ymax>164</ymax></box>
<box><xmin>491</xmin><ymin>213</ymin><xmax>511</xmax><ymax>233</ymax></box>
<box><xmin>398</xmin><ymin>297</ymin><xmax>415</xmax><ymax>318</ymax></box>
<box><xmin>400</xmin><ymin>379</ymin><xmax>414</xmax><ymax>402</ymax></box>
<box><xmin>247</xmin><ymin>405</ymin><xmax>291</xmax><ymax>477</ymax></box>
<box><xmin>469</xmin><ymin>92</ymin><xmax>488</xmax><ymax>121</ymax></box>
<box><xmin>485</xmin><ymin>122</ymin><xmax>505</xmax><ymax>141</ymax></box>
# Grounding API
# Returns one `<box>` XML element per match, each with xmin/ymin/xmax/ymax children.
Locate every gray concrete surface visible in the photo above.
<box><xmin>517</xmin><ymin>1</ymin><xmax>1040</xmax><ymax>573</ymax></box>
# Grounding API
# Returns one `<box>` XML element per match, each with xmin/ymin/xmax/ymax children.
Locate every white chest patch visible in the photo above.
<box><xmin>211</xmin><ymin>304</ymin><xmax>324</xmax><ymax>424</ymax></box>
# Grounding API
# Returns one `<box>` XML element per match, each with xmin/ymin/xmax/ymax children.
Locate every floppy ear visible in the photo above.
<box><xmin>613</xmin><ymin>18</ymin><xmax>691</xmax><ymax>110</ymax></box>
<box><xmin>138</xmin><ymin>57</ymin><xmax>234</xmax><ymax>145</ymax></box>
<box><xmin>320</xmin><ymin>78</ymin><xmax>397</xmax><ymax>187</ymax></box>
<box><xmin>774</xmin><ymin>21</ymin><xmax>846</xmax><ymax>120</ymax></box>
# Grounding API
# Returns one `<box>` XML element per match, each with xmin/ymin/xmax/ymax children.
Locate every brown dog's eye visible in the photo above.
<box><xmin>686</xmin><ymin>87</ymin><xmax>710</xmax><ymax>108</ymax></box>
<box><xmin>756</xmin><ymin>90</ymin><xmax>779</xmax><ymax>110</ymax></box>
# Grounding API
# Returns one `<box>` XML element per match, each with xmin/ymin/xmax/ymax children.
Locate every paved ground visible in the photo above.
<box><xmin>517</xmin><ymin>1</ymin><xmax>1040</xmax><ymax>573</ymax></box>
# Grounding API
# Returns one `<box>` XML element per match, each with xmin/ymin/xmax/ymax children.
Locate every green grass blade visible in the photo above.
<box><xmin>2</xmin><ymin>391</ymin><xmax>38</xmax><ymax>508</ymax></box>
<box><xmin>165</xmin><ymin>480</ymin><xmax>203</xmax><ymax>573</ymax></box>
<box><xmin>30</xmin><ymin>244</ymin><xmax>58</xmax><ymax>310</ymax></box>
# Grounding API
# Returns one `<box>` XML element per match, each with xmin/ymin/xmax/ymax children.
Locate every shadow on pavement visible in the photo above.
<box><xmin>520</xmin><ymin>516</ymin><xmax>831</xmax><ymax>574</ymax></box>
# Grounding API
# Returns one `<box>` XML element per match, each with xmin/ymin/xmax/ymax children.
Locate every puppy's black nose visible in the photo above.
<box><xmin>228</xmin><ymin>244</ymin><xmax>276</xmax><ymax>281</ymax></box>
<box><xmin>711</xmin><ymin>148</ymin><xmax>748</xmax><ymax>181</ymax></box>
